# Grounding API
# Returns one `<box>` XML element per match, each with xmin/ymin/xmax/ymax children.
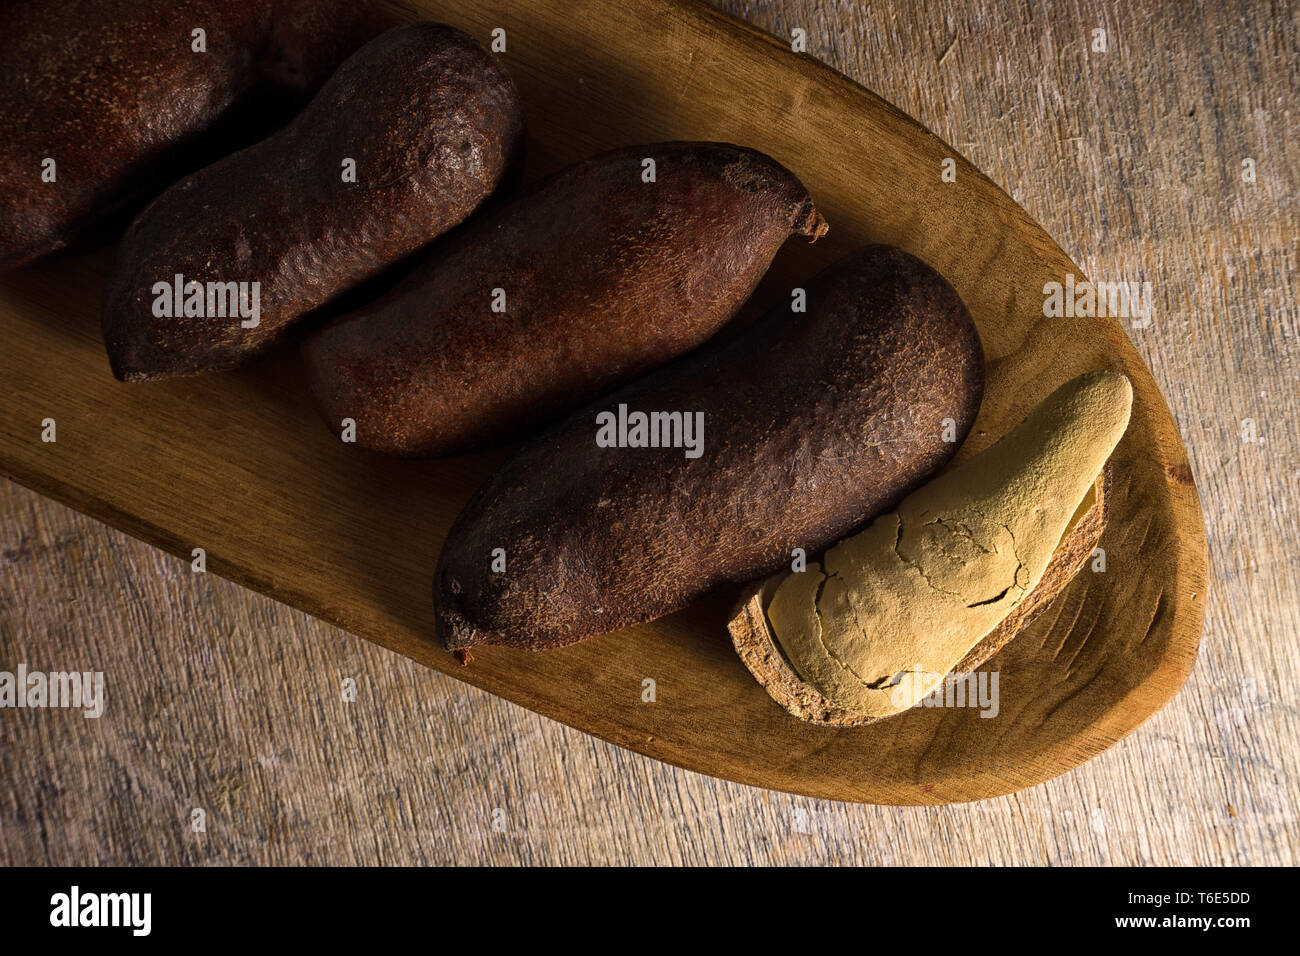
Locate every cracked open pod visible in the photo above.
<box><xmin>729</xmin><ymin>369</ymin><xmax>1132</xmax><ymax>726</ymax></box>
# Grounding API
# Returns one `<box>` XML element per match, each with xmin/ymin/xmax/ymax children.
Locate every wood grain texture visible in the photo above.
<box><xmin>0</xmin><ymin>0</ymin><xmax>1207</xmax><ymax>803</ymax></box>
<box><xmin>1</xmin><ymin>0</ymin><xmax>1294</xmax><ymax>860</ymax></box>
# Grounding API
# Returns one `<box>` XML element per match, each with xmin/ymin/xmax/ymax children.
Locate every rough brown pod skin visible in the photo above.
<box><xmin>435</xmin><ymin>245</ymin><xmax>986</xmax><ymax>651</ymax></box>
<box><xmin>101</xmin><ymin>23</ymin><xmax>525</xmax><ymax>381</ymax></box>
<box><xmin>0</xmin><ymin>0</ymin><xmax>380</xmax><ymax>272</ymax></box>
<box><xmin>301</xmin><ymin>142</ymin><xmax>828</xmax><ymax>456</ymax></box>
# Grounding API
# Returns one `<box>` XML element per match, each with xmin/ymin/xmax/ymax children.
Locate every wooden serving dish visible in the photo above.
<box><xmin>0</xmin><ymin>0</ymin><xmax>1207</xmax><ymax>803</ymax></box>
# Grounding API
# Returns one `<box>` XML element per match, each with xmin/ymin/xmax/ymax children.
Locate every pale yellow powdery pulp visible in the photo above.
<box><xmin>766</xmin><ymin>369</ymin><xmax>1133</xmax><ymax>718</ymax></box>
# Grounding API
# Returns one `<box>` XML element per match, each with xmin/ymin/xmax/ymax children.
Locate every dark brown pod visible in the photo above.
<box><xmin>435</xmin><ymin>245</ymin><xmax>986</xmax><ymax>651</ymax></box>
<box><xmin>301</xmin><ymin>142</ymin><xmax>827</xmax><ymax>456</ymax></box>
<box><xmin>101</xmin><ymin>22</ymin><xmax>525</xmax><ymax>381</ymax></box>
<box><xmin>0</xmin><ymin>0</ymin><xmax>381</xmax><ymax>272</ymax></box>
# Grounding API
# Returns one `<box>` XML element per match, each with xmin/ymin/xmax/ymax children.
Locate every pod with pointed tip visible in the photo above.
<box><xmin>302</xmin><ymin>142</ymin><xmax>828</xmax><ymax>456</ymax></box>
<box><xmin>435</xmin><ymin>245</ymin><xmax>985</xmax><ymax>651</ymax></box>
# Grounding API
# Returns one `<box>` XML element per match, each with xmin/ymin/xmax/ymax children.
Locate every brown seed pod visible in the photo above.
<box><xmin>435</xmin><ymin>245</ymin><xmax>986</xmax><ymax>651</ymax></box>
<box><xmin>0</xmin><ymin>0</ymin><xmax>381</xmax><ymax>272</ymax></box>
<box><xmin>101</xmin><ymin>22</ymin><xmax>525</xmax><ymax>381</ymax></box>
<box><xmin>301</xmin><ymin>142</ymin><xmax>828</xmax><ymax>456</ymax></box>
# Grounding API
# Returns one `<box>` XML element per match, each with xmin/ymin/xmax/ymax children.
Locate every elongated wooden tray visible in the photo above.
<box><xmin>0</xmin><ymin>0</ymin><xmax>1207</xmax><ymax>803</ymax></box>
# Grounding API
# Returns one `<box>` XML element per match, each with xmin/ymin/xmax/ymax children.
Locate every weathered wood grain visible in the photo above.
<box><xmin>1</xmin><ymin>0</ymin><xmax>1295</xmax><ymax>862</ymax></box>
<box><xmin>0</xmin><ymin>0</ymin><xmax>1206</xmax><ymax>803</ymax></box>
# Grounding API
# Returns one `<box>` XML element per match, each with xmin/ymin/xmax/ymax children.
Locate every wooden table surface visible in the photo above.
<box><xmin>2</xmin><ymin>0</ymin><xmax>1295</xmax><ymax>865</ymax></box>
